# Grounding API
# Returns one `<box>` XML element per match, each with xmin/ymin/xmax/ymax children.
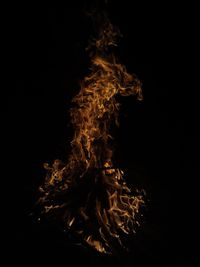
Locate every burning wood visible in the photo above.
<box><xmin>37</xmin><ymin>16</ymin><xmax>145</xmax><ymax>255</ymax></box>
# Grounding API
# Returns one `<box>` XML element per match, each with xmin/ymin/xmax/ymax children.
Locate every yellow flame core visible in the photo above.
<box><xmin>38</xmin><ymin>20</ymin><xmax>145</xmax><ymax>254</ymax></box>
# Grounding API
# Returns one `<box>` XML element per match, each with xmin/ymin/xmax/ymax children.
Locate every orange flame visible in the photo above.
<box><xmin>37</xmin><ymin>18</ymin><xmax>145</xmax><ymax>254</ymax></box>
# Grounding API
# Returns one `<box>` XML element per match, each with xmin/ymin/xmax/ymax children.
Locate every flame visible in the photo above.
<box><xmin>37</xmin><ymin>18</ymin><xmax>145</xmax><ymax>254</ymax></box>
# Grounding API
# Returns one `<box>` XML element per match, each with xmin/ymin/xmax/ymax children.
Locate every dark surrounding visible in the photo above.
<box><xmin>3</xmin><ymin>1</ymin><xmax>199</xmax><ymax>266</ymax></box>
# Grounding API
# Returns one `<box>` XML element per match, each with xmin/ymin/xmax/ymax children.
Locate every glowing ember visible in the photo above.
<box><xmin>37</xmin><ymin>17</ymin><xmax>145</xmax><ymax>254</ymax></box>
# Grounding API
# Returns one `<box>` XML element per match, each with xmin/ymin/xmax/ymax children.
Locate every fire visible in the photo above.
<box><xmin>37</xmin><ymin>18</ymin><xmax>145</xmax><ymax>254</ymax></box>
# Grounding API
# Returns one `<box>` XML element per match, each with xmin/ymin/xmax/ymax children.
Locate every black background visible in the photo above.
<box><xmin>3</xmin><ymin>1</ymin><xmax>199</xmax><ymax>266</ymax></box>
